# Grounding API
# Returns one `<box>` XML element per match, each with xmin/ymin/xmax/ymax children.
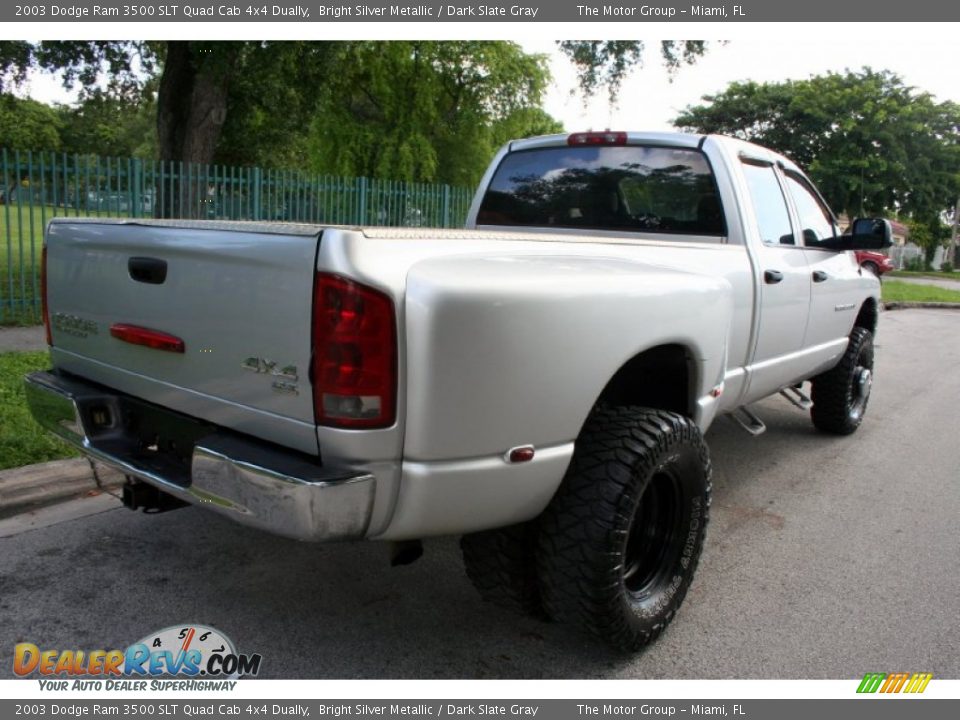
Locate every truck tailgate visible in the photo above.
<box><xmin>45</xmin><ymin>219</ymin><xmax>322</xmax><ymax>454</ymax></box>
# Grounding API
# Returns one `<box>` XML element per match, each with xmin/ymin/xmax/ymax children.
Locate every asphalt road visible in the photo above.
<box><xmin>2</xmin><ymin>308</ymin><xmax>958</xmax><ymax>679</ymax></box>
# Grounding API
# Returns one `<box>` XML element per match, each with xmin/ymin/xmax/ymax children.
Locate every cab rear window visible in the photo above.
<box><xmin>476</xmin><ymin>145</ymin><xmax>726</xmax><ymax>236</ymax></box>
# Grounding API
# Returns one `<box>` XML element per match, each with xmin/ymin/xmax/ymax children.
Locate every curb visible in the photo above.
<box><xmin>0</xmin><ymin>458</ymin><xmax>125</xmax><ymax>518</ymax></box>
<box><xmin>883</xmin><ymin>301</ymin><xmax>960</xmax><ymax>311</ymax></box>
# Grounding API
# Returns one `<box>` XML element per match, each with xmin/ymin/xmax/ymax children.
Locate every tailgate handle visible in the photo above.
<box><xmin>128</xmin><ymin>257</ymin><xmax>167</xmax><ymax>284</ymax></box>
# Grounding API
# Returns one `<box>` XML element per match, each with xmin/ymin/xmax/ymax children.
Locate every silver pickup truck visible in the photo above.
<box><xmin>26</xmin><ymin>131</ymin><xmax>891</xmax><ymax>650</ymax></box>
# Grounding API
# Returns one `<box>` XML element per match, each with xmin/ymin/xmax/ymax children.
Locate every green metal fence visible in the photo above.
<box><xmin>0</xmin><ymin>148</ymin><xmax>475</xmax><ymax>324</ymax></box>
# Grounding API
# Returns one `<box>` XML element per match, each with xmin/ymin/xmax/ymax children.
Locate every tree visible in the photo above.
<box><xmin>0</xmin><ymin>42</ymin><xmax>325</xmax><ymax>162</ymax></box>
<box><xmin>0</xmin><ymin>37</ymin><xmax>718</xmax><ymax>216</ymax></box>
<box><xmin>673</xmin><ymin>69</ymin><xmax>960</xmax><ymax>241</ymax></box>
<box><xmin>305</xmin><ymin>42</ymin><xmax>561</xmax><ymax>187</ymax></box>
<box><xmin>558</xmin><ymin>41</ymin><xmax>709</xmax><ymax>102</ymax></box>
<box><xmin>57</xmin><ymin>87</ymin><xmax>157</xmax><ymax>158</ymax></box>
<box><xmin>0</xmin><ymin>94</ymin><xmax>61</xmax><ymax>151</ymax></box>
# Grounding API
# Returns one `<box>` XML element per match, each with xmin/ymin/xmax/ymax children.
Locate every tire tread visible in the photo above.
<box><xmin>536</xmin><ymin>406</ymin><xmax>712</xmax><ymax>651</ymax></box>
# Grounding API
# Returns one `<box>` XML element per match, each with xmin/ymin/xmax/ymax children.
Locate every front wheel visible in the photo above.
<box><xmin>810</xmin><ymin>327</ymin><xmax>874</xmax><ymax>435</ymax></box>
<box><xmin>536</xmin><ymin>406</ymin><xmax>712</xmax><ymax>651</ymax></box>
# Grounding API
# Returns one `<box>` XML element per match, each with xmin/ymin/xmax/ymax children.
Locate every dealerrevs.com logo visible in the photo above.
<box><xmin>857</xmin><ymin>672</ymin><xmax>933</xmax><ymax>694</ymax></box>
<box><xmin>14</xmin><ymin>625</ymin><xmax>262</xmax><ymax>690</ymax></box>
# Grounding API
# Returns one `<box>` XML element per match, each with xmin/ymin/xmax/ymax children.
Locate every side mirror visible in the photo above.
<box><xmin>847</xmin><ymin>218</ymin><xmax>894</xmax><ymax>250</ymax></box>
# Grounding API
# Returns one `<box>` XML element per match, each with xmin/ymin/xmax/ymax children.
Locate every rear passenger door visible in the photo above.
<box><xmin>740</xmin><ymin>160</ymin><xmax>811</xmax><ymax>397</ymax></box>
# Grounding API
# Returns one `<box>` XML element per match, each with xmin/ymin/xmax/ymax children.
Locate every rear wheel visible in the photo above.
<box><xmin>810</xmin><ymin>327</ymin><xmax>874</xmax><ymax>435</ymax></box>
<box><xmin>536</xmin><ymin>406</ymin><xmax>711</xmax><ymax>651</ymax></box>
<box><xmin>461</xmin><ymin>522</ymin><xmax>542</xmax><ymax>616</ymax></box>
<box><xmin>861</xmin><ymin>261</ymin><xmax>880</xmax><ymax>276</ymax></box>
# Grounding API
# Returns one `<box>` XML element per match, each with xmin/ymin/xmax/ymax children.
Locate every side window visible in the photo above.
<box><xmin>741</xmin><ymin>161</ymin><xmax>794</xmax><ymax>246</ymax></box>
<box><xmin>784</xmin><ymin>173</ymin><xmax>837</xmax><ymax>246</ymax></box>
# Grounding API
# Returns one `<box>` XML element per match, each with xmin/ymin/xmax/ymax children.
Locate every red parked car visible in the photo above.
<box><xmin>855</xmin><ymin>249</ymin><xmax>895</xmax><ymax>276</ymax></box>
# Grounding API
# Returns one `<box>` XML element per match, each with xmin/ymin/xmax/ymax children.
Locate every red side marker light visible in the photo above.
<box><xmin>506</xmin><ymin>445</ymin><xmax>536</xmax><ymax>463</ymax></box>
<box><xmin>110</xmin><ymin>324</ymin><xmax>185</xmax><ymax>353</ymax></box>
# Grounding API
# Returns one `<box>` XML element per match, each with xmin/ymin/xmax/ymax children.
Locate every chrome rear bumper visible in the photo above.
<box><xmin>24</xmin><ymin>371</ymin><xmax>375</xmax><ymax>541</ymax></box>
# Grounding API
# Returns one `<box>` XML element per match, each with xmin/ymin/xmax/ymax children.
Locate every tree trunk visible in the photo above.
<box><xmin>155</xmin><ymin>42</ymin><xmax>232</xmax><ymax>218</ymax></box>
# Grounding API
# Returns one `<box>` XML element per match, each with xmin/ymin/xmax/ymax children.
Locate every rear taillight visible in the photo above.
<box><xmin>567</xmin><ymin>131</ymin><xmax>628</xmax><ymax>146</ymax></box>
<box><xmin>41</xmin><ymin>245</ymin><xmax>51</xmax><ymax>346</ymax></box>
<box><xmin>312</xmin><ymin>273</ymin><xmax>396</xmax><ymax>429</ymax></box>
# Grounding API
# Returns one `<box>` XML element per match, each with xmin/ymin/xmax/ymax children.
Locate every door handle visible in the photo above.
<box><xmin>812</xmin><ymin>270</ymin><xmax>829</xmax><ymax>283</ymax></box>
<box><xmin>764</xmin><ymin>269</ymin><xmax>784</xmax><ymax>284</ymax></box>
<box><xmin>128</xmin><ymin>257</ymin><xmax>168</xmax><ymax>284</ymax></box>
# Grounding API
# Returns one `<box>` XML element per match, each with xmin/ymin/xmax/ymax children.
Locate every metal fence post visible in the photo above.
<box><xmin>442</xmin><ymin>184</ymin><xmax>452</xmax><ymax>228</ymax></box>
<box><xmin>252</xmin><ymin>166</ymin><xmax>262</xmax><ymax>221</ymax></box>
<box><xmin>357</xmin><ymin>176</ymin><xmax>368</xmax><ymax>225</ymax></box>
<box><xmin>131</xmin><ymin>157</ymin><xmax>143</xmax><ymax>218</ymax></box>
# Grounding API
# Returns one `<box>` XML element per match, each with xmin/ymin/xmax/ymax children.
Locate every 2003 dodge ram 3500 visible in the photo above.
<box><xmin>26</xmin><ymin>132</ymin><xmax>892</xmax><ymax>650</ymax></box>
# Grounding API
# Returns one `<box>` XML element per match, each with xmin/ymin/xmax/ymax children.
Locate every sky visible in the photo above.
<box><xmin>13</xmin><ymin>28</ymin><xmax>960</xmax><ymax>135</ymax></box>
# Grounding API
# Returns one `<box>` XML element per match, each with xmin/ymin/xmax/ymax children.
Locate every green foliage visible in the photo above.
<box><xmin>306</xmin><ymin>42</ymin><xmax>562</xmax><ymax>186</ymax></box>
<box><xmin>941</xmin><ymin>261</ymin><xmax>955</xmax><ymax>273</ymax></box>
<box><xmin>57</xmin><ymin>87</ymin><xmax>157</xmax><ymax>158</ymax></box>
<box><xmin>32</xmin><ymin>41</ymin><xmax>152</xmax><ymax>97</ymax></box>
<box><xmin>2</xmin><ymin>41</ymin><xmax>560</xmax><ymax>186</ymax></box>
<box><xmin>674</xmin><ymin>69</ymin><xmax>960</xmax><ymax>237</ymax></box>
<box><xmin>558</xmin><ymin>41</ymin><xmax>709</xmax><ymax>102</ymax></box>
<box><xmin>214</xmin><ymin>42</ymin><xmax>336</xmax><ymax>168</ymax></box>
<box><xmin>0</xmin><ymin>41</ymin><xmax>33</xmax><ymax>91</ymax></box>
<box><xmin>0</xmin><ymin>351</ymin><xmax>78</xmax><ymax>469</ymax></box>
<box><xmin>0</xmin><ymin>94</ymin><xmax>62</xmax><ymax>151</ymax></box>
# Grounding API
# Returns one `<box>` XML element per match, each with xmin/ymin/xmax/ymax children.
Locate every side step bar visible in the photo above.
<box><xmin>728</xmin><ymin>406</ymin><xmax>767</xmax><ymax>436</ymax></box>
<box><xmin>780</xmin><ymin>385</ymin><xmax>813</xmax><ymax>411</ymax></box>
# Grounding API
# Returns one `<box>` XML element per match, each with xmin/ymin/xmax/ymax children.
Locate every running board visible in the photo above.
<box><xmin>780</xmin><ymin>386</ymin><xmax>813</xmax><ymax>411</ymax></box>
<box><xmin>727</xmin><ymin>407</ymin><xmax>767</xmax><ymax>436</ymax></box>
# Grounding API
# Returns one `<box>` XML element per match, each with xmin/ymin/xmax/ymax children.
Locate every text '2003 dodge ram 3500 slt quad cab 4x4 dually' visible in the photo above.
<box><xmin>26</xmin><ymin>131</ymin><xmax>892</xmax><ymax>651</ymax></box>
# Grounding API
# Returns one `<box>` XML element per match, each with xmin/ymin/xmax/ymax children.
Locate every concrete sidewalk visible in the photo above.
<box><xmin>0</xmin><ymin>325</ymin><xmax>46</xmax><ymax>352</ymax></box>
<box><xmin>888</xmin><ymin>274</ymin><xmax>960</xmax><ymax>291</ymax></box>
<box><xmin>0</xmin><ymin>458</ymin><xmax>125</xmax><ymax>520</ymax></box>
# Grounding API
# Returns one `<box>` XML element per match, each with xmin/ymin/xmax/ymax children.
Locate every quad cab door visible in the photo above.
<box><xmin>739</xmin><ymin>159</ymin><xmax>812</xmax><ymax>399</ymax></box>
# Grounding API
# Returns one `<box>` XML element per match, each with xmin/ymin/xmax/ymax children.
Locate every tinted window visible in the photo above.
<box><xmin>784</xmin><ymin>172</ymin><xmax>836</xmax><ymax>246</ymax></box>
<box><xmin>741</xmin><ymin>162</ymin><xmax>794</xmax><ymax>246</ymax></box>
<box><xmin>476</xmin><ymin>145</ymin><xmax>725</xmax><ymax>236</ymax></box>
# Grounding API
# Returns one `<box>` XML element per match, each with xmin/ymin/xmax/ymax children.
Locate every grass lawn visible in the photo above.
<box><xmin>888</xmin><ymin>270</ymin><xmax>960</xmax><ymax>281</ymax></box>
<box><xmin>0</xmin><ymin>351</ymin><xmax>78</xmax><ymax>470</ymax></box>
<box><xmin>881</xmin><ymin>280</ymin><xmax>960</xmax><ymax>304</ymax></box>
